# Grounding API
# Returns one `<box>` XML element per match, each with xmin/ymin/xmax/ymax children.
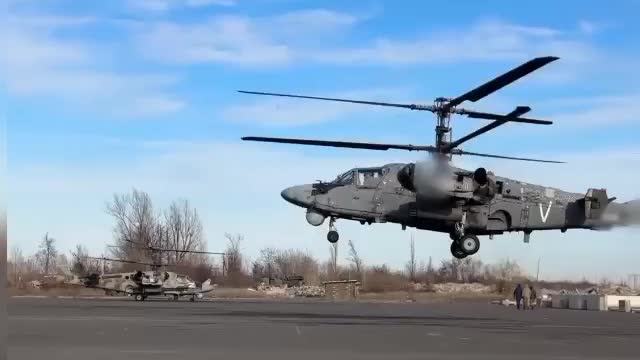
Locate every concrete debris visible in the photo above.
<box><xmin>286</xmin><ymin>285</ymin><xmax>325</xmax><ymax>298</ymax></box>
<box><xmin>265</xmin><ymin>287</ymin><xmax>287</xmax><ymax>296</ymax></box>
<box><xmin>255</xmin><ymin>283</ymin><xmax>325</xmax><ymax>297</ymax></box>
<box><xmin>491</xmin><ymin>299</ymin><xmax>517</xmax><ymax>306</ymax></box>
<box><xmin>432</xmin><ymin>282</ymin><xmax>494</xmax><ymax>294</ymax></box>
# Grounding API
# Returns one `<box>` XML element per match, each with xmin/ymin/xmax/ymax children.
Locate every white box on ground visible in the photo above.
<box><xmin>605</xmin><ymin>295</ymin><xmax>639</xmax><ymax>310</ymax></box>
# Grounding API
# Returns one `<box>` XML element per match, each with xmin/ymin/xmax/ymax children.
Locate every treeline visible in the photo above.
<box><xmin>6</xmin><ymin>188</ymin><xmax>600</xmax><ymax>293</ymax></box>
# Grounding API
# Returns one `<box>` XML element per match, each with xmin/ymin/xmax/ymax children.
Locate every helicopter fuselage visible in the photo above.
<box><xmin>281</xmin><ymin>163</ymin><xmax>635</xmax><ymax>257</ymax></box>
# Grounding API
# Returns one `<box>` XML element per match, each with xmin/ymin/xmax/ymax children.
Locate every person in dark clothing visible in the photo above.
<box><xmin>529</xmin><ymin>285</ymin><xmax>538</xmax><ymax>309</ymax></box>
<box><xmin>513</xmin><ymin>284</ymin><xmax>523</xmax><ymax>310</ymax></box>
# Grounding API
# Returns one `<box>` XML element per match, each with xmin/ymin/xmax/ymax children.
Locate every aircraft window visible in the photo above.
<box><xmin>332</xmin><ymin>170</ymin><xmax>354</xmax><ymax>185</ymax></box>
<box><xmin>357</xmin><ymin>168</ymin><xmax>383</xmax><ymax>187</ymax></box>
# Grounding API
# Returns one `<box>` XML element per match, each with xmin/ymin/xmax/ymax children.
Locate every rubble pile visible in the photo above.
<box><xmin>286</xmin><ymin>285</ymin><xmax>325</xmax><ymax>298</ymax></box>
<box><xmin>264</xmin><ymin>286</ymin><xmax>287</xmax><ymax>296</ymax></box>
<box><xmin>255</xmin><ymin>282</ymin><xmax>325</xmax><ymax>297</ymax></box>
<box><xmin>432</xmin><ymin>282</ymin><xmax>495</xmax><ymax>294</ymax></box>
<box><xmin>593</xmin><ymin>285</ymin><xmax>638</xmax><ymax>296</ymax></box>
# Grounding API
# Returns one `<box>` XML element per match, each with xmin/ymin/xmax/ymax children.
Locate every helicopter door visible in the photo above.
<box><xmin>325</xmin><ymin>170</ymin><xmax>358</xmax><ymax>211</ymax></box>
<box><xmin>354</xmin><ymin>168</ymin><xmax>385</xmax><ymax>215</ymax></box>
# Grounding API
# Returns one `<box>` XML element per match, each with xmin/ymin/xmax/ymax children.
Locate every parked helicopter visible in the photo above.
<box><xmin>239</xmin><ymin>56</ymin><xmax>640</xmax><ymax>259</ymax></box>
<box><xmin>64</xmin><ymin>244</ymin><xmax>220</xmax><ymax>301</ymax></box>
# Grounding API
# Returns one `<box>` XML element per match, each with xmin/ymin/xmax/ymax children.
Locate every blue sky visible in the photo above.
<box><xmin>4</xmin><ymin>0</ymin><xmax>640</xmax><ymax>282</ymax></box>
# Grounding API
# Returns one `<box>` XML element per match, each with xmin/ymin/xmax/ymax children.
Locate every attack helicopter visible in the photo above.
<box><xmin>239</xmin><ymin>56</ymin><xmax>640</xmax><ymax>259</ymax></box>
<box><xmin>64</xmin><ymin>243</ymin><xmax>220</xmax><ymax>301</ymax></box>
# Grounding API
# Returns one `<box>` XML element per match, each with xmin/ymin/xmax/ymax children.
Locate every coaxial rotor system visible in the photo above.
<box><xmin>238</xmin><ymin>56</ymin><xmax>564</xmax><ymax>164</ymax></box>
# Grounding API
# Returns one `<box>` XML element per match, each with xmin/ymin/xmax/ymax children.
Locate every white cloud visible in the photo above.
<box><xmin>1</xmin><ymin>13</ymin><xmax>185</xmax><ymax>117</ymax></box>
<box><xmin>131</xmin><ymin>13</ymin><xmax>605</xmax><ymax>89</ymax></box>
<box><xmin>579</xmin><ymin>20</ymin><xmax>596</xmax><ymax>35</ymax></box>
<box><xmin>272</xmin><ymin>8</ymin><xmax>359</xmax><ymax>28</ymax></box>
<box><xmin>127</xmin><ymin>0</ymin><xmax>235</xmax><ymax>13</ymax></box>
<box><xmin>549</xmin><ymin>94</ymin><xmax>640</xmax><ymax>128</ymax></box>
<box><xmin>311</xmin><ymin>18</ymin><xmax>597</xmax><ymax>68</ymax></box>
<box><xmin>135</xmin><ymin>16</ymin><xmax>292</xmax><ymax>65</ymax></box>
<box><xmin>132</xmin><ymin>8</ymin><xmax>367</xmax><ymax>66</ymax></box>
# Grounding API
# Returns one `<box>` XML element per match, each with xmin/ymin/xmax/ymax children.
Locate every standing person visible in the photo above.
<box><xmin>523</xmin><ymin>283</ymin><xmax>532</xmax><ymax>310</ymax></box>
<box><xmin>529</xmin><ymin>285</ymin><xmax>538</xmax><ymax>309</ymax></box>
<box><xmin>513</xmin><ymin>284</ymin><xmax>523</xmax><ymax>310</ymax></box>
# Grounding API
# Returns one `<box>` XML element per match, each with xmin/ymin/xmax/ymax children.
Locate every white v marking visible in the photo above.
<box><xmin>539</xmin><ymin>201</ymin><xmax>553</xmax><ymax>223</ymax></box>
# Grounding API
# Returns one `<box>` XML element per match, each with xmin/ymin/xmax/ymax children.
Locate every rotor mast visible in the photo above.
<box><xmin>434</xmin><ymin>97</ymin><xmax>453</xmax><ymax>161</ymax></box>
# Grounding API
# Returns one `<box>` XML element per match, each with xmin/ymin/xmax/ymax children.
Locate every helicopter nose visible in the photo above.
<box><xmin>281</xmin><ymin>185</ymin><xmax>312</xmax><ymax>207</ymax></box>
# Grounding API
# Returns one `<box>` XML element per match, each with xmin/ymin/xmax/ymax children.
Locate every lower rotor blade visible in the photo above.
<box><xmin>149</xmin><ymin>247</ymin><xmax>226</xmax><ymax>255</ymax></box>
<box><xmin>453</xmin><ymin>150</ymin><xmax>565</xmax><ymax>163</ymax></box>
<box><xmin>242</xmin><ymin>136</ymin><xmax>436</xmax><ymax>152</ymax></box>
<box><xmin>87</xmin><ymin>257</ymin><xmax>157</xmax><ymax>267</ymax></box>
<box><xmin>445</xmin><ymin>106</ymin><xmax>531</xmax><ymax>151</ymax></box>
<box><xmin>457</xmin><ymin>109</ymin><xmax>552</xmax><ymax>125</ymax></box>
<box><xmin>238</xmin><ymin>91</ymin><xmax>435</xmax><ymax>111</ymax></box>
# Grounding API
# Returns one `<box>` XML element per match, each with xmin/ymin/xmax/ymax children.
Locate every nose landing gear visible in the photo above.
<box><xmin>327</xmin><ymin>217</ymin><xmax>339</xmax><ymax>243</ymax></box>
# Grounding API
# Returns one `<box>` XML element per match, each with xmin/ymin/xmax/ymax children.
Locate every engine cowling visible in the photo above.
<box><xmin>397</xmin><ymin>162</ymin><xmax>496</xmax><ymax>205</ymax></box>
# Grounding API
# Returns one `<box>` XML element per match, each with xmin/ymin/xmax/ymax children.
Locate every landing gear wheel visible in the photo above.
<box><xmin>134</xmin><ymin>294</ymin><xmax>144</xmax><ymax>301</ymax></box>
<box><xmin>459</xmin><ymin>234</ymin><xmax>480</xmax><ymax>255</ymax></box>
<box><xmin>190</xmin><ymin>296</ymin><xmax>196</xmax><ymax>302</ymax></box>
<box><xmin>450</xmin><ymin>242</ymin><xmax>467</xmax><ymax>259</ymax></box>
<box><xmin>172</xmin><ymin>294</ymin><xmax>179</xmax><ymax>301</ymax></box>
<box><xmin>327</xmin><ymin>230</ymin><xmax>339</xmax><ymax>243</ymax></box>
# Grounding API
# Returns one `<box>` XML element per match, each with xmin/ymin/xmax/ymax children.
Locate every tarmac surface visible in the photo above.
<box><xmin>8</xmin><ymin>296</ymin><xmax>640</xmax><ymax>360</ymax></box>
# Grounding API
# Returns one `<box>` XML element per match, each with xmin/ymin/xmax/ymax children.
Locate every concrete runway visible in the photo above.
<box><xmin>8</xmin><ymin>296</ymin><xmax>640</xmax><ymax>360</ymax></box>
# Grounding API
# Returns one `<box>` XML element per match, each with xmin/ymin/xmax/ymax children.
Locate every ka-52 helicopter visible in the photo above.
<box><xmin>239</xmin><ymin>56</ymin><xmax>640</xmax><ymax>259</ymax></box>
<box><xmin>64</xmin><ymin>243</ymin><xmax>220</xmax><ymax>302</ymax></box>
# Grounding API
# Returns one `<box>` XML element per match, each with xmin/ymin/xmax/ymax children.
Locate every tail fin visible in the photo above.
<box><xmin>584</xmin><ymin>188</ymin><xmax>610</xmax><ymax>220</ymax></box>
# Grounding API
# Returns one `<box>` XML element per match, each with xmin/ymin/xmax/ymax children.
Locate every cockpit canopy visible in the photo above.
<box><xmin>331</xmin><ymin>167</ymin><xmax>385</xmax><ymax>188</ymax></box>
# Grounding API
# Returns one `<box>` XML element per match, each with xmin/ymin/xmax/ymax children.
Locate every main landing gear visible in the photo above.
<box><xmin>327</xmin><ymin>217</ymin><xmax>339</xmax><ymax>243</ymax></box>
<box><xmin>449</xmin><ymin>218</ymin><xmax>480</xmax><ymax>259</ymax></box>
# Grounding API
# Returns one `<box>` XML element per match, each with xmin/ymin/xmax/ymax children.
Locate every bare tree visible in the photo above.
<box><xmin>106</xmin><ymin>189</ymin><xmax>161</xmax><ymax>265</ymax></box>
<box><xmin>164</xmin><ymin>199</ymin><xmax>205</xmax><ymax>265</ymax></box>
<box><xmin>9</xmin><ymin>245</ymin><xmax>24</xmax><ymax>285</ymax></box>
<box><xmin>70</xmin><ymin>244</ymin><xmax>91</xmax><ymax>276</ymax></box>
<box><xmin>258</xmin><ymin>247</ymin><xmax>277</xmax><ymax>279</ymax></box>
<box><xmin>405</xmin><ymin>234</ymin><xmax>417</xmax><ymax>281</ymax></box>
<box><xmin>328</xmin><ymin>243</ymin><xmax>338</xmax><ymax>279</ymax></box>
<box><xmin>347</xmin><ymin>240</ymin><xmax>363</xmax><ymax>274</ymax></box>
<box><xmin>485</xmin><ymin>258</ymin><xmax>523</xmax><ymax>281</ymax></box>
<box><xmin>224</xmin><ymin>233</ymin><xmax>244</xmax><ymax>276</ymax></box>
<box><xmin>36</xmin><ymin>233</ymin><xmax>57</xmax><ymax>275</ymax></box>
<box><xmin>459</xmin><ymin>257</ymin><xmax>484</xmax><ymax>283</ymax></box>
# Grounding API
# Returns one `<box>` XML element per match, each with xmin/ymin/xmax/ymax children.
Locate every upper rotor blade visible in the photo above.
<box><xmin>111</xmin><ymin>242</ymin><xmax>225</xmax><ymax>256</ymax></box>
<box><xmin>457</xmin><ymin>109</ymin><xmax>552</xmax><ymax>125</ymax></box>
<box><xmin>445</xmin><ymin>106</ymin><xmax>531</xmax><ymax>151</ymax></box>
<box><xmin>149</xmin><ymin>247</ymin><xmax>226</xmax><ymax>256</ymax></box>
<box><xmin>453</xmin><ymin>149</ymin><xmax>565</xmax><ymax>163</ymax></box>
<box><xmin>444</xmin><ymin>56</ymin><xmax>560</xmax><ymax>109</ymax></box>
<box><xmin>87</xmin><ymin>256</ymin><xmax>157</xmax><ymax>267</ymax></box>
<box><xmin>242</xmin><ymin>136</ymin><xmax>436</xmax><ymax>152</ymax></box>
<box><xmin>237</xmin><ymin>90</ymin><xmax>435</xmax><ymax>111</ymax></box>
